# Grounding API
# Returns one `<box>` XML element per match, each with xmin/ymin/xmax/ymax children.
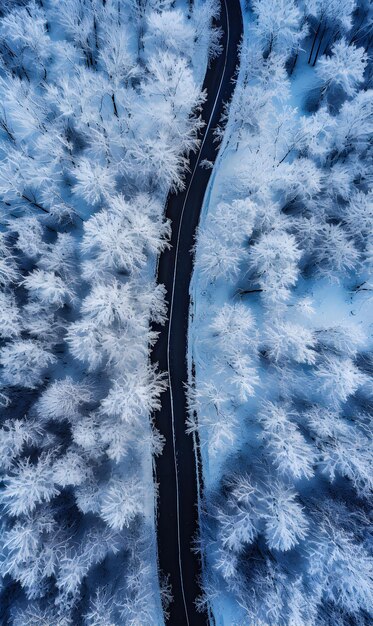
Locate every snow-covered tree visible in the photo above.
<box><xmin>99</xmin><ymin>366</ymin><xmax>167</xmax><ymax>423</ymax></box>
<box><xmin>99</xmin><ymin>23</ymin><xmax>139</xmax><ymax>88</ymax></box>
<box><xmin>315</xmin><ymin>355</ymin><xmax>367</xmax><ymax>405</ymax></box>
<box><xmin>316</xmin><ymin>39</ymin><xmax>367</xmax><ymax>98</ymax></box>
<box><xmin>81</xmin><ymin>194</ymin><xmax>170</xmax><ymax>274</ymax></box>
<box><xmin>217</xmin><ymin>501</ymin><xmax>258</xmax><ymax>554</ymax></box>
<box><xmin>313</xmin><ymin>223</ymin><xmax>360</xmax><ymax>279</ymax></box>
<box><xmin>258</xmin><ymin>402</ymin><xmax>315</xmax><ymax>480</ymax></box>
<box><xmin>53</xmin><ymin>450</ymin><xmax>91</xmax><ymax>489</ymax></box>
<box><xmin>203</xmin><ymin>304</ymin><xmax>260</xmax><ymax>405</ymax></box>
<box><xmin>333</xmin><ymin>89</ymin><xmax>373</xmax><ymax>154</ymax></box>
<box><xmin>298</xmin><ymin>106</ymin><xmax>337</xmax><ymax>159</ymax></box>
<box><xmin>118</xmin><ymin>554</ymin><xmax>161</xmax><ymax>626</ymax></box>
<box><xmin>186</xmin><ymin>381</ymin><xmax>239</xmax><ymax>455</ymax></box>
<box><xmin>0</xmin><ymin>292</ymin><xmax>22</xmax><ymax>338</ymax></box>
<box><xmin>1</xmin><ymin>454</ymin><xmax>59</xmax><ymax>516</ymax></box>
<box><xmin>315</xmin><ymin>322</ymin><xmax>366</xmax><ymax>357</ymax></box>
<box><xmin>263</xmin><ymin>320</ymin><xmax>316</xmax><ymax>364</ymax></box>
<box><xmin>23</xmin><ymin>269</ymin><xmax>74</xmax><ymax>308</ymax></box>
<box><xmin>196</xmin><ymin>227</ymin><xmax>246</xmax><ymax>284</ymax></box>
<box><xmin>144</xmin><ymin>10</ymin><xmax>195</xmax><ymax>59</ymax></box>
<box><xmin>38</xmin><ymin>233</ymin><xmax>77</xmax><ymax>279</ymax></box>
<box><xmin>306</xmin><ymin>407</ymin><xmax>372</xmax><ymax>497</ymax></box>
<box><xmin>280</xmin><ymin>158</ymin><xmax>322</xmax><ymax>200</ymax></box>
<box><xmin>0</xmin><ymin>418</ymin><xmax>42</xmax><ymax>470</ymax></box>
<box><xmin>12</xmin><ymin>217</ymin><xmax>46</xmax><ymax>259</ymax></box>
<box><xmin>37</xmin><ymin>377</ymin><xmax>94</xmax><ymax>423</ymax></box>
<box><xmin>22</xmin><ymin>301</ymin><xmax>63</xmax><ymax>343</ymax></box>
<box><xmin>343</xmin><ymin>189</ymin><xmax>373</xmax><ymax>242</ymax></box>
<box><xmin>191</xmin><ymin>0</ymin><xmax>222</xmax><ymax>61</ymax></box>
<box><xmin>0</xmin><ymin>1</ymin><xmax>50</xmax><ymax>73</ymax></box>
<box><xmin>99</xmin><ymin>476</ymin><xmax>143</xmax><ymax>531</ymax></box>
<box><xmin>261</xmin><ymin>482</ymin><xmax>309</xmax><ymax>551</ymax></box>
<box><xmin>66</xmin><ymin>320</ymin><xmax>104</xmax><ymax>371</ymax></box>
<box><xmin>252</xmin><ymin>0</ymin><xmax>307</xmax><ymax>56</ymax></box>
<box><xmin>210</xmin><ymin>303</ymin><xmax>258</xmax><ymax>357</ymax></box>
<box><xmin>248</xmin><ymin>230</ymin><xmax>302</xmax><ymax>304</ymax></box>
<box><xmin>0</xmin><ymin>235</ymin><xmax>20</xmax><ymax>287</ymax></box>
<box><xmin>304</xmin><ymin>0</ymin><xmax>356</xmax><ymax>32</ymax></box>
<box><xmin>73</xmin><ymin>159</ymin><xmax>116</xmax><ymax>206</ymax></box>
<box><xmin>11</xmin><ymin>603</ymin><xmax>72</xmax><ymax>626</ymax></box>
<box><xmin>84</xmin><ymin>586</ymin><xmax>116</xmax><ymax>626</ymax></box>
<box><xmin>308</xmin><ymin>519</ymin><xmax>373</xmax><ymax>615</ymax></box>
<box><xmin>81</xmin><ymin>280</ymin><xmax>134</xmax><ymax>328</ymax></box>
<box><xmin>0</xmin><ymin>339</ymin><xmax>56</xmax><ymax>388</ymax></box>
<box><xmin>196</xmin><ymin>199</ymin><xmax>256</xmax><ymax>283</ymax></box>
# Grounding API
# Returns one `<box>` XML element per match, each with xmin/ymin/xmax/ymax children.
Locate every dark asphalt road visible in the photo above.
<box><xmin>151</xmin><ymin>2</ymin><xmax>243</xmax><ymax>624</ymax></box>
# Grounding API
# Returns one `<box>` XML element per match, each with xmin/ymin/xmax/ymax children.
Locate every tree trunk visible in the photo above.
<box><xmin>312</xmin><ymin>25</ymin><xmax>327</xmax><ymax>66</ymax></box>
<box><xmin>289</xmin><ymin>49</ymin><xmax>299</xmax><ymax>75</ymax></box>
<box><xmin>112</xmin><ymin>94</ymin><xmax>119</xmax><ymax>118</ymax></box>
<box><xmin>308</xmin><ymin>19</ymin><xmax>322</xmax><ymax>64</ymax></box>
<box><xmin>237</xmin><ymin>288</ymin><xmax>263</xmax><ymax>296</ymax></box>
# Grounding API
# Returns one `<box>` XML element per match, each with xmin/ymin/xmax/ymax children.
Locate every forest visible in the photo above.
<box><xmin>0</xmin><ymin>0</ymin><xmax>219</xmax><ymax>623</ymax></box>
<box><xmin>0</xmin><ymin>0</ymin><xmax>372</xmax><ymax>625</ymax></box>
<box><xmin>190</xmin><ymin>0</ymin><xmax>373</xmax><ymax>624</ymax></box>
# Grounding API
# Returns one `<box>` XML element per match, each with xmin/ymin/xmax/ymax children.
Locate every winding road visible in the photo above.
<box><xmin>151</xmin><ymin>2</ymin><xmax>243</xmax><ymax>624</ymax></box>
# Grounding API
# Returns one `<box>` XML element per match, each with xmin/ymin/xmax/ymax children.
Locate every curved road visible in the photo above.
<box><xmin>151</xmin><ymin>2</ymin><xmax>243</xmax><ymax>624</ymax></box>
